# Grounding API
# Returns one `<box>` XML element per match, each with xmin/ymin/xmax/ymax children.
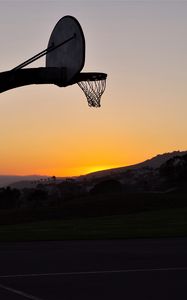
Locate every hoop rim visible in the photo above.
<box><xmin>69</xmin><ymin>72</ymin><xmax>107</xmax><ymax>85</ymax></box>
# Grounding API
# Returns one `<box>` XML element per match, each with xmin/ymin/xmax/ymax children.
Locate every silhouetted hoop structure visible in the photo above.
<box><xmin>76</xmin><ymin>73</ymin><xmax>107</xmax><ymax>107</ymax></box>
<box><xmin>0</xmin><ymin>15</ymin><xmax>107</xmax><ymax>107</ymax></box>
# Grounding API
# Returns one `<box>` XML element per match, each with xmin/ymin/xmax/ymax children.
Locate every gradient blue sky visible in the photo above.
<box><xmin>0</xmin><ymin>0</ymin><xmax>187</xmax><ymax>176</ymax></box>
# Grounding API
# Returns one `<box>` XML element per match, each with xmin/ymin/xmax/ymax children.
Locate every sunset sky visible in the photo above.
<box><xmin>0</xmin><ymin>0</ymin><xmax>187</xmax><ymax>176</ymax></box>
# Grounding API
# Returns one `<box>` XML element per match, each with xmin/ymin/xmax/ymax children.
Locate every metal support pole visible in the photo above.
<box><xmin>12</xmin><ymin>34</ymin><xmax>76</xmax><ymax>71</ymax></box>
<box><xmin>0</xmin><ymin>67</ymin><xmax>66</xmax><ymax>94</ymax></box>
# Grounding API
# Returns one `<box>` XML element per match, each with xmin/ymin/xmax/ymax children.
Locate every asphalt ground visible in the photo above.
<box><xmin>0</xmin><ymin>238</ymin><xmax>186</xmax><ymax>299</ymax></box>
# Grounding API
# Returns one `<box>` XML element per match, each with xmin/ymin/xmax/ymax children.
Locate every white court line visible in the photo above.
<box><xmin>0</xmin><ymin>267</ymin><xmax>187</xmax><ymax>279</ymax></box>
<box><xmin>0</xmin><ymin>283</ymin><xmax>44</xmax><ymax>300</ymax></box>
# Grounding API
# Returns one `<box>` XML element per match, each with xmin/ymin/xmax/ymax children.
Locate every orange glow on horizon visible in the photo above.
<box><xmin>69</xmin><ymin>165</ymin><xmax>122</xmax><ymax>176</ymax></box>
<box><xmin>31</xmin><ymin>164</ymin><xmax>125</xmax><ymax>178</ymax></box>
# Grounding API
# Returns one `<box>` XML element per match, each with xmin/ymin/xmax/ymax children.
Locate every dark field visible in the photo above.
<box><xmin>0</xmin><ymin>191</ymin><xmax>186</xmax><ymax>241</ymax></box>
<box><xmin>0</xmin><ymin>206</ymin><xmax>186</xmax><ymax>242</ymax></box>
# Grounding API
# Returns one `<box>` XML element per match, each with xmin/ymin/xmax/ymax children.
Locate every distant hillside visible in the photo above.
<box><xmin>9</xmin><ymin>177</ymin><xmax>66</xmax><ymax>189</ymax></box>
<box><xmin>0</xmin><ymin>175</ymin><xmax>48</xmax><ymax>188</ymax></box>
<box><xmin>84</xmin><ymin>151</ymin><xmax>187</xmax><ymax>179</ymax></box>
<box><xmin>0</xmin><ymin>175</ymin><xmax>66</xmax><ymax>189</ymax></box>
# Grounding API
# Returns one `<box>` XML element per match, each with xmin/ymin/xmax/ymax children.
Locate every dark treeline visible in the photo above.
<box><xmin>0</xmin><ymin>154</ymin><xmax>187</xmax><ymax>224</ymax></box>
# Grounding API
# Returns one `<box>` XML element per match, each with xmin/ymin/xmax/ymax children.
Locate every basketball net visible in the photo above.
<box><xmin>78</xmin><ymin>78</ymin><xmax>106</xmax><ymax>107</ymax></box>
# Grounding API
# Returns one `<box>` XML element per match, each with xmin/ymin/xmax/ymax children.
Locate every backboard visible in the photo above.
<box><xmin>46</xmin><ymin>16</ymin><xmax>85</xmax><ymax>86</ymax></box>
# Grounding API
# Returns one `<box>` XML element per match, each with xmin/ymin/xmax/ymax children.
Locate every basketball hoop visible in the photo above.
<box><xmin>76</xmin><ymin>72</ymin><xmax>107</xmax><ymax>107</ymax></box>
<box><xmin>0</xmin><ymin>16</ymin><xmax>108</xmax><ymax>105</ymax></box>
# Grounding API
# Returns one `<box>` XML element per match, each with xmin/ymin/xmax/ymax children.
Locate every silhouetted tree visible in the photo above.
<box><xmin>0</xmin><ymin>187</ymin><xmax>20</xmax><ymax>209</ymax></box>
<box><xmin>27</xmin><ymin>189</ymin><xmax>48</xmax><ymax>208</ymax></box>
<box><xmin>52</xmin><ymin>176</ymin><xmax>56</xmax><ymax>182</ymax></box>
<box><xmin>90</xmin><ymin>179</ymin><xmax>122</xmax><ymax>195</ymax></box>
<box><xmin>57</xmin><ymin>180</ymin><xmax>83</xmax><ymax>201</ymax></box>
<box><xmin>159</xmin><ymin>154</ymin><xmax>187</xmax><ymax>188</ymax></box>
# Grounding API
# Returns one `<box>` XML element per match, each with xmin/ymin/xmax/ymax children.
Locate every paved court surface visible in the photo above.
<box><xmin>0</xmin><ymin>237</ymin><xmax>186</xmax><ymax>299</ymax></box>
